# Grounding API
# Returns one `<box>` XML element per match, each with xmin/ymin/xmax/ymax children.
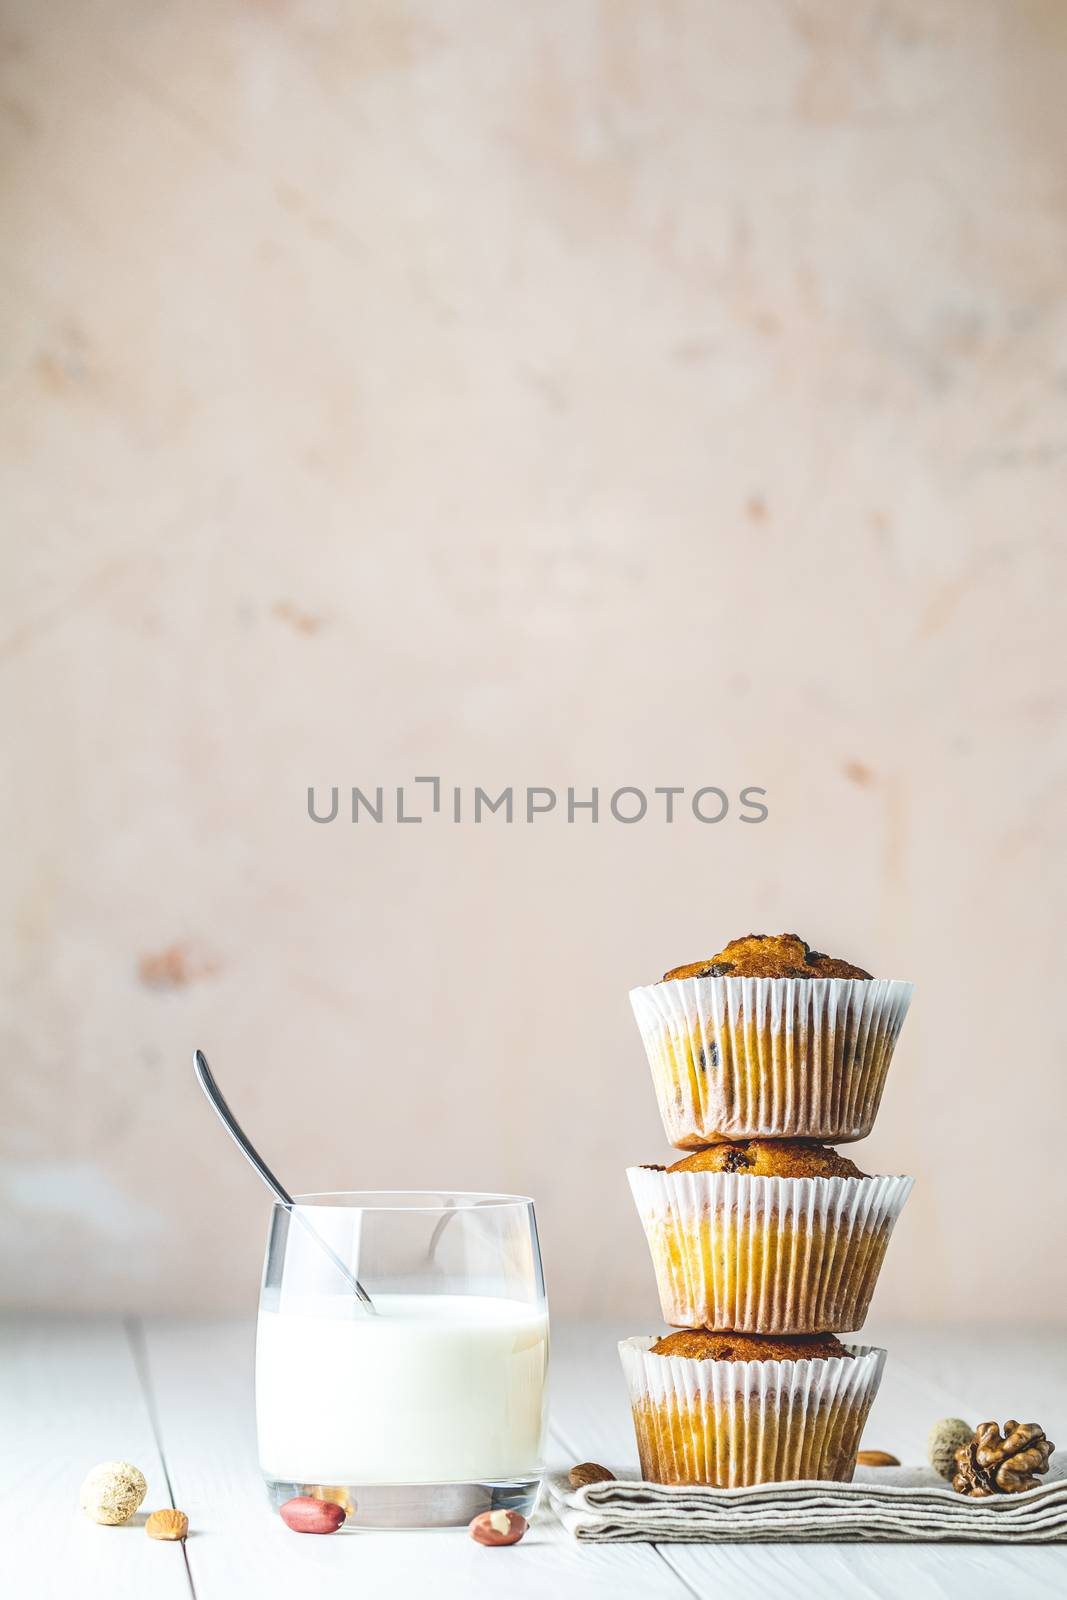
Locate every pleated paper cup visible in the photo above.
<box><xmin>619</xmin><ymin>1336</ymin><xmax>886</xmax><ymax>1487</ymax></box>
<box><xmin>628</xmin><ymin>1167</ymin><xmax>913</xmax><ymax>1333</ymax></box>
<box><xmin>630</xmin><ymin>975</ymin><xmax>913</xmax><ymax>1148</ymax></box>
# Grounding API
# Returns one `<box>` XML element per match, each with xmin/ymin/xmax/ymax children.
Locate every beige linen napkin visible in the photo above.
<box><xmin>548</xmin><ymin>1454</ymin><xmax>1067</xmax><ymax>1543</ymax></box>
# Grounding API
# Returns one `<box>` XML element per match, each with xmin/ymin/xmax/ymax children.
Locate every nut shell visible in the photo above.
<box><xmin>468</xmin><ymin>1509</ymin><xmax>528</xmax><ymax>1546</ymax></box>
<box><xmin>146</xmin><ymin>1508</ymin><xmax>189</xmax><ymax>1541</ymax></box>
<box><xmin>79</xmin><ymin>1461</ymin><xmax>148</xmax><ymax>1525</ymax></box>
<box><xmin>927</xmin><ymin>1417</ymin><xmax>973</xmax><ymax>1480</ymax></box>
<box><xmin>279</xmin><ymin>1496</ymin><xmax>346</xmax><ymax>1534</ymax></box>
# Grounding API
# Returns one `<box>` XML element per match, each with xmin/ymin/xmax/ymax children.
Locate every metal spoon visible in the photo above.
<box><xmin>193</xmin><ymin>1048</ymin><xmax>375</xmax><ymax>1312</ymax></box>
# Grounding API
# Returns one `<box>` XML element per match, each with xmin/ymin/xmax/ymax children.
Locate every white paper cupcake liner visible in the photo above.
<box><xmin>628</xmin><ymin>1168</ymin><xmax>913</xmax><ymax>1333</ymax></box>
<box><xmin>630</xmin><ymin>974</ymin><xmax>913</xmax><ymax>1148</ymax></box>
<box><xmin>619</xmin><ymin>1336</ymin><xmax>886</xmax><ymax>1486</ymax></box>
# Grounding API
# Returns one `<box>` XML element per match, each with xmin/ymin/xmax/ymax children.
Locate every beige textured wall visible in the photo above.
<box><xmin>2</xmin><ymin>0</ymin><xmax>1066</xmax><ymax>1323</ymax></box>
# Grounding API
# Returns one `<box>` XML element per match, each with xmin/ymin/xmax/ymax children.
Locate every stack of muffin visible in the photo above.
<box><xmin>620</xmin><ymin>933</ymin><xmax>913</xmax><ymax>1487</ymax></box>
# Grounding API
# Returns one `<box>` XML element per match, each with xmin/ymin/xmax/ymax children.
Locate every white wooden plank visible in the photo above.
<box><xmin>867</xmin><ymin>1321</ymin><xmax>1067</xmax><ymax>1428</ymax></box>
<box><xmin>547</xmin><ymin>1320</ymin><xmax>1067</xmax><ymax>1600</ymax></box>
<box><xmin>0</xmin><ymin>1317</ymin><xmax>191</xmax><ymax>1600</ymax></box>
<box><xmin>142</xmin><ymin>1318</ymin><xmax>692</xmax><ymax>1599</ymax></box>
<box><xmin>665</xmin><ymin>1538</ymin><xmax>1052</xmax><ymax>1600</ymax></box>
<box><xmin>6</xmin><ymin>1317</ymin><xmax>1064</xmax><ymax>1599</ymax></box>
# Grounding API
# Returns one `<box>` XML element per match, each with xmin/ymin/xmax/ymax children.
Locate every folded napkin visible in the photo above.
<box><xmin>548</xmin><ymin>1453</ymin><xmax>1067</xmax><ymax>1543</ymax></box>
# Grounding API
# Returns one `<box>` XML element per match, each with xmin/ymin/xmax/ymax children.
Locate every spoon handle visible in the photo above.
<box><xmin>193</xmin><ymin>1049</ymin><xmax>375</xmax><ymax>1312</ymax></box>
<box><xmin>194</xmin><ymin>1049</ymin><xmax>293</xmax><ymax>1204</ymax></box>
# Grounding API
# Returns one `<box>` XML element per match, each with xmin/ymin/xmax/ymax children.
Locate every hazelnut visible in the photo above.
<box><xmin>79</xmin><ymin>1461</ymin><xmax>148</xmax><ymax>1525</ymax></box>
<box><xmin>468</xmin><ymin>1508</ymin><xmax>527</xmax><ymax>1546</ymax></box>
<box><xmin>568</xmin><ymin>1463</ymin><xmax>615</xmax><ymax>1488</ymax></box>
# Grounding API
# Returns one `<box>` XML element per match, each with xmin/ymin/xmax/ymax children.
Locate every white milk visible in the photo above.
<box><xmin>256</xmin><ymin>1293</ymin><xmax>549</xmax><ymax>1484</ymax></box>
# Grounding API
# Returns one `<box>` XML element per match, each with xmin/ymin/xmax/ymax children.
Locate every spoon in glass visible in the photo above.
<box><xmin>193</xmin><ymin>1047</ymin><xmax>376</xmax><ymax>1312</ymax></box>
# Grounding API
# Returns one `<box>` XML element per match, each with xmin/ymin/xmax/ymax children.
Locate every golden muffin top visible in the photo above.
<box><xmin>650</xmin><ymin>1330</ymin><xmax>851</xmax><ymax>1362</ymax></box>
<box><xmin>665</xmin><ymin>1139</ymin><xmax>866</xmax><ymax>1180</ymax></box>
<box><xmin>662</xmin><ymin>932</ymin><xmax>871</xmax><ymax>982</ymax></box>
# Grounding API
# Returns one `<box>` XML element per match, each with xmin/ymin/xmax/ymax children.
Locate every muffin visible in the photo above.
<box><xmin>628</xmin><ymin>1140</ymin><xmax>913</xmax><ymax>1333</ymax></box>
<box><xmin>619</xmin><ymin>1329</ymin><xmax>885</xmax><ymax>1487</ymax></box>
<box><xmin>629</xmin><ymin>933</ymin><xmax>913</xmax><ymax>1149</ymax></box>
<box><xmin>663</xmin><ymin>935</ymin><xmax>872</xmax><ymax>983</ymax></box>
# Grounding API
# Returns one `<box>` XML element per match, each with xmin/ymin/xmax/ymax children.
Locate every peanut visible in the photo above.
<box><xmin>279</xmin><ymin>1496</ymin><xmax>346</xmax><ymax>1534</ymax></box>
<box><xmin>468</xmin><ymin>1509</ymin><xmax>527</xmax><ymax>1546</ymax></box>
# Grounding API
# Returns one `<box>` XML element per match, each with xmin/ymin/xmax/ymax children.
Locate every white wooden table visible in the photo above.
<box><xmin>4</xmin><ymin>1317</ymin><xmax>1064</xmax><ymax>1599</ymax></box>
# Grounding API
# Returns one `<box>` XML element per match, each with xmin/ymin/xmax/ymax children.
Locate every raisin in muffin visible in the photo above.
<box><xmin>628</xmin><ymin>1140</ymin><xmax>912</xmax><ymax>1334</ymax></box>
<box><xmin>629</xmin><ymin>933</ymin><xmax>912</xmax><ymax>1149</ymax></box>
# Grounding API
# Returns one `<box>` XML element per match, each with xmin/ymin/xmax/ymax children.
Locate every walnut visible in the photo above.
<box><xmin>952</xmin><ymin>1420</ymin><xmax>1054</xmax><ymax>1497</ymax></box>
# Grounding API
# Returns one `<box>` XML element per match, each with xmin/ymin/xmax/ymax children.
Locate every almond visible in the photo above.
<box><xmin>856</xmin><ymin>1449</ymin><xmax>901</xmax><ymax>1467</ymax></box>
<box><xmin>279</xmin><ymin>1496</ymin><xmax>346</xmax><ymax>1534</ymax></box>
<box><xmin>146</xmin><ymin>1508</ymin><xmax>189</xmax><ymax>1541</ymax></box>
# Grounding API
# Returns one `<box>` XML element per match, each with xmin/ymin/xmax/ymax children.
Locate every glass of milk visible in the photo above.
<box><xmin>255</xmin><ymin>1192</ymin><xmax>549</xmax><ymax>1530</ymax></box>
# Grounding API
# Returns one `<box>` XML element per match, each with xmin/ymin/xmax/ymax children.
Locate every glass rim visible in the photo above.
<box><xmin>281</xmin><ymin>1189</ymin><xmax>536</xmax><ymax>1213</ymax></box>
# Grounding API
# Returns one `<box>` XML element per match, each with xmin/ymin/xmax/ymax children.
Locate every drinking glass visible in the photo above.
<box><xmin>255</xmin><ymin>1192</ymin><xmax>549</xmax><ymax>1530</ymax></box>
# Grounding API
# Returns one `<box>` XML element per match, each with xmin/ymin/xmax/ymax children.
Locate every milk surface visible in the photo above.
<box><xmin>256</xmin><ymin>1292</ymin><xmax>549</xmax><ymax>1483</ymax></box>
